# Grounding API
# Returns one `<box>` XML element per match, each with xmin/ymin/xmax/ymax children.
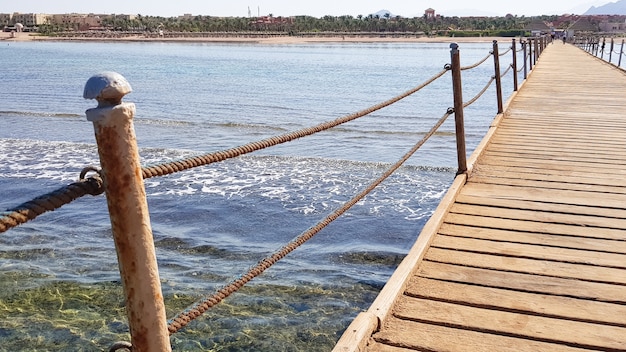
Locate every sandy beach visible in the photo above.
<box><xmin>0</xmin><ymin>31</ymin><xmax>507</xmax><ymax>44</ymax></box>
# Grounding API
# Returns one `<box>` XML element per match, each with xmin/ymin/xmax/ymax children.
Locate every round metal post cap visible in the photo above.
<box><xmin>84</xmin><ymin>72</ymin><xmax>132</xmax><ymax>107</ymax></box>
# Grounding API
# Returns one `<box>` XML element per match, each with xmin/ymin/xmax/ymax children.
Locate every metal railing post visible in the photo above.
<box><xmin>512</xmin><ymin>38</ymin><xmax>519</xmax><ymax>91</ymax></box>
<box><xmin>617</xmin><ymin>39</ymin><xmax>624</xmax><ymax>67</ymax></box>
<box><xmin>533</xmin><ymin>37</ymin><xmax>539</xmax><ymax>64</ymax></box>
<box><xmin>523</xmin><ymin>40</ymin><xmax>529</xmax><ymax>79</ymax></box>
<box><xmin>492</xmin><ymin>40</ymin><xmax>504</xmax><ymax>114</ymax></box>
<box><xmin>609</xmin><ymin>38</ymin><xmax>614</xmax><ymax>63</ymax></box>
<box><xmin>83</xmin><ymin>72</ymin><xmax>171</xmax><ymax>352</ymax></box>
<box><xmin>449</xmin><ymin>43</ymin><xmax>467</xmax><ymax>175</ymax></box>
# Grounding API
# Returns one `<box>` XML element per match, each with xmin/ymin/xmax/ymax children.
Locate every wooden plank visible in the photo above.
<box><xmin>393</xmin><ymin>297</ymin><xmax>626</xmax><ymax>350</ymax></box>
<box><xmin>425</xmin><ymin>247</ymin><xmax>626</xmax><ymax>285</ymax></box>
<box><xmin>487</xmin><ymin>137</ymin><xmax>626</xmax><ymax>152</ymax></box>
<box><xmin>364</xmin><ymin>340</ymin><xmax>415</xmax><ymax>352</ymax></box>
<box><xmin>469</xmin><ymin>166</ymin><xmax>626</xmax><ymax>187</ymax></box>
<box><xmin>493</xmin><ymin>125</ymin><xmax>626</xmax><ymax>137</ymax></box>
<box><xmin>484</xmin><ymin>149</ymin><xmax>626</xmax><ymax>163</ymax></box>
<box><xmin>431</xmin><ymin>235</ymin><xmax>626</xmax><ymax>269</ymax></box>
<box><xmin>371</xmin><ymin>318</ymin><xmax>591</xmax><ymax>352</ymax></box>
<box><xmin>406</xmin><ymin>277</ymin><xmax>626</xmax><ymax>327</ymax></box>
<box><xmin>438</xmin><ymin>223</ymin><xmax>626</xmax><ymax>255</ymax></box>
<box><xmin>333</xmin><ymin>312</ymin><xmax>379</xmax><ymax>352</ymax></box>
<box><xmin>475</xmin><ymin>159</ymin><xmax>626</xmax><ymax>178</ymax></box>
<box><xmin>416</xmin><ymin>261</ymin><xmax>626</xmax><ymax>303</ymax></box>
<box><xmin>486</xmin><ymin>141</ymin><xmax>626</xmax><ymax>156</ymax></box>
<box><xmin>477</xmin><ymin>155</ymin><xmax>626</xmax><ymax>173</ymax></box>
<box><xmin>460</xmin><ymin>182</ymin><xmax>626</xmax><ymax>208</ymax></box>
<box><xmin>471</xmin><ymin>164</ymin><xmax>626</xmax><ymax>185</ymax></box>
<box><xmin>444</xmin><ymin>213</ymin><xmax>626</xmax><ymax>241</ymax></box>
<box><xmin>489</xmin><ymin>132</ymin><xmax>626</xmax><ymax>145</ymax></box>
<box><xmin>449</xmin><ymin>202</ymin><xmax>626</xmax><ymax>230</ymax></box>
<box><xmin>455</xmin><ymin>193</ymin><xmax>626</xmax><ymax>219</ymax></box>
<box><xmin>482</xmin><ymin>150</ymin><xmax>626</xmax><ymax>165</ymax></box>
<box><xmin>499</xmin><ymin>118</ymin><xmax>626</xmax><ymax>129</ymax></box>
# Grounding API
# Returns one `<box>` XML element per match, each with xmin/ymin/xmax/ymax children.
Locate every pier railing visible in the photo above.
<box><xmin>0</xmin><ymin>37</ymin><xmax>547</xmax><ymax>351</ymax></box>
<box><xmin>574</xmin><ymin>35</ymin><xmax>626</xmax><ymax>69</ymax></box>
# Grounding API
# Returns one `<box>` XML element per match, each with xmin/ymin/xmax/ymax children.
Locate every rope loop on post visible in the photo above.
<box><xmin>108</xmin><ymin>341</ymin><xmax>132</xmax><ymax>352</ymax></box>
<box><xmin>0</xmin><ymin>166</ymin><xmax>105</xmax><ymax>233</ymax></box>
<box><xmin>79</xmin><ymin>166</ymin><xmax>102</xmax><ymax>181</ymax></box>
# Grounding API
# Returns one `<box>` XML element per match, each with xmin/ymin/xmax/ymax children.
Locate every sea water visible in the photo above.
<box><xmin>0</xmin><ymin>40</ymin><xmax>517</xmax><ymax>351</ymax></box>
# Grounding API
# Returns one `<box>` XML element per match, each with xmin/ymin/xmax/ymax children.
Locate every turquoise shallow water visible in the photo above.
<box><xmin>0</xmin><ymin>40</ymin><xmax>517</xmax><ymax>350</ymax></box>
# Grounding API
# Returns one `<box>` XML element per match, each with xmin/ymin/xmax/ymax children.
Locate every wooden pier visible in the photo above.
<box><xmin>334</xmin><ymin>42</ymin><xmax>626</xmax><ymax>351</ymax></box>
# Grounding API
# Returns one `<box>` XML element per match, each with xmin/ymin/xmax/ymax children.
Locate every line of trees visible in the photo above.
<box><xmin>38</xmin><ymin>13</ymin><xmax>563</xmax><ymax>36</ymax></box>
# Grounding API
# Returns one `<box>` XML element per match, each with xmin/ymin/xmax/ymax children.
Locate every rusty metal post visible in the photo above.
<box><xmin>523</xmin><ymin>40</ymin><xmax>528</xmax><ymax>79</ymax></box>
<box><xmin>617</xmin><ymin>39</ymin><xmax>624</xmax><ymax>67</ymax></box>
<box><xmin>512</xmin><ymin>38</ymin><xmax>519</xmax><ymax>91</ymax></box>
<box><xmin>528</xmin><ymin>38</ymin><xmax>534</xmax><ymax>71</ymax></box>
<box><xmin>449</xmin><ymin>43</ymin><xmax>467</xmax><ymax>175</ymax></box>
<box><xmin>83</xmin><ymin>72</ymin><xmax>171</xmax><ymax>352</ymax></box>
<box><xmin>492</xmin><ymin>40</ymin><xmax>504</xmax><ymax>114</ymax></box>
<box><xmin>533</xmin><ymin>37</ymin><xmax>539</xmax><ymax>64</ymax></box>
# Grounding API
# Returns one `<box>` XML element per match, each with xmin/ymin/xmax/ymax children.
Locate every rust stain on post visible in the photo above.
<box><xmin>84</xmin><ymin>72</ymin><xmax>171</xmax><ymax>351</ymax></box>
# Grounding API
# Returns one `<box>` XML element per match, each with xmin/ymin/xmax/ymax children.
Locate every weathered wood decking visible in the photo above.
<box><xmin>334</xmin><ymin>43</ymin><xmax>626</xmax><ymax>351</ymax></box>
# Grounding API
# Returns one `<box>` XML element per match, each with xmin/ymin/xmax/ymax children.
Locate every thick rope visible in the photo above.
<box><xmin>461</xmin><ymin>53</ymin><xmax>491</xmax><ymax>71</ymax></box>
<box><xmin>463</xmin><ymin>76</ymin><xmax>495</xmax><ymax>108</ymax></box>
<box><xmin>108</xmin><ymin>341</ymin><xmax>132</xmax><ymax>352</ymax></box>
<box><xmin>166</xmin><ymin>110</ymin><xmax>453</xmax><ymax>335</ymax></box>
<box><xmin>0</xmin><ymin>70</ymin><xmax>450</xmax><ymax>233</ymax></box>
<box><xmin>0</xmin><ymin>168</ymin><xmax>104</xmax><ymax>233</ymax></box>
<box><xmin>500</xmin><ymin>63</ymin><xmax>513</xmax><ymax>78</ymax></box>
<box><xmin>499</xmin><ymin>47</ymin><xmax>513</xmax><ymax>56</ymax></box>
<box><xmin>141</xmin><ymin>69</ymin><xmax>450</xmax><ymax>180</ymax></box>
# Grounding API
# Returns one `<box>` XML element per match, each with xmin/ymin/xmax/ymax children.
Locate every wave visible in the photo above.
<box><xmin>213</xmin><ymin>121</ymin><xmax>289</xmax><ymax>132</ymax></box>
<box><xmin>0</xmin><ymin>110</ymin><xmax>82</xmax><ymax>118</ymax></box>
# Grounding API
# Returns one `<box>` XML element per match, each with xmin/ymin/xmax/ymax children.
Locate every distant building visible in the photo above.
<box><xmin>11</xmin><ymin>12</ymin><xmax>49</xmax><ymax>27</ymax></box>
<box><xmin>50</xmin><ymin>13</ymin><xmax>104</xmax><ymax>31</ymax></box>
<box><xmin>178</xmin><ymin>14</ymin><xmax>194</xmax><ymax>20</ymax></box>
<box><xmin>251</xmin><ymin>15</ymin><xmax>294</xmax><ymax>29</ymax></box>
<box><xmin>0</xmin><ymin>12</ymin><xmax>49</xmax><ymax>31</ymax></box>
<box><xmin>425</xmin><ymin>8</ymin><xmax>436</xmax><ymax>20</ymax></box>
<box><xmin>525</xmin><ymin>19</ymin><xmax>551</xmax><ymax>36</ymax></box>
<box><xmin>0</xmin><ymin>13</ymin><xmax>12</xmax><ymax>27</ymax></box>
<box><xmin>599</xmin><ymin>18</ymin><xmax>626</xmax><ymax>33</ymax></box>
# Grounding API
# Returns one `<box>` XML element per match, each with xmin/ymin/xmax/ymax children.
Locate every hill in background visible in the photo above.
<box><xmin>585</xmin><ymin>0</ymin><xmax>626</xmax><ymax>14</ymax></box>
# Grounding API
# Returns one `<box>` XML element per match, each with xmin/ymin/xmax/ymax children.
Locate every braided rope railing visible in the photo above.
<box><xmin>500</xmin><ymin>63</ymin><xmax>513</xmax><ymax>78</ymax></box>
<box><xmin>461</xmin><ymin>52</ymin><xmax>491</xmax><ymax>71</ymax></box>
<box><xmin>141</xmin><ymin>68</ymin><xmax>449</xmax><ymax>179</ymax></box>
<box><xmin>499</xmin><ymin>47</ymin><xmax>512</xmax><ymax>56</ymax></box>
<box><xmin>0</xmin><ymin>167</ymin><xmax>104</xmax><ymax>233</ymax></box>
<box><xmin>166</xmin><ymin>109</ymin><xmax>453</xmax><ymax>335</ymax></box>
<box><xmin>0</xmin><ymin>69</ymin><xmax>449</xmax><ymax>234</ymax></box>
<box><xmin>463</xmin><ymin>76</ymin><xmax>496</xmax><ymax>109</ymax></box>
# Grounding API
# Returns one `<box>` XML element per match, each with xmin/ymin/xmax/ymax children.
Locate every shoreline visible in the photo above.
<box><xmin>1</xmin><ymin>32</ymin><xmax>510</xmax><ymax>44</ymax></box>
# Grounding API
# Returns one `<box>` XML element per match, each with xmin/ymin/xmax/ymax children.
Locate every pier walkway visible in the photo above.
<box><xmin>334</xmin><ymin>42</ymin><xmax>626</xmax><ymax>351</ymax></box>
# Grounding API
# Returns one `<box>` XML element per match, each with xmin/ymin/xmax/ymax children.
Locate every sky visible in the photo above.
<box><xmin>0</xmin><ymin>0</ymin><xmax>614</xmax><ymax>18</ymax></box>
